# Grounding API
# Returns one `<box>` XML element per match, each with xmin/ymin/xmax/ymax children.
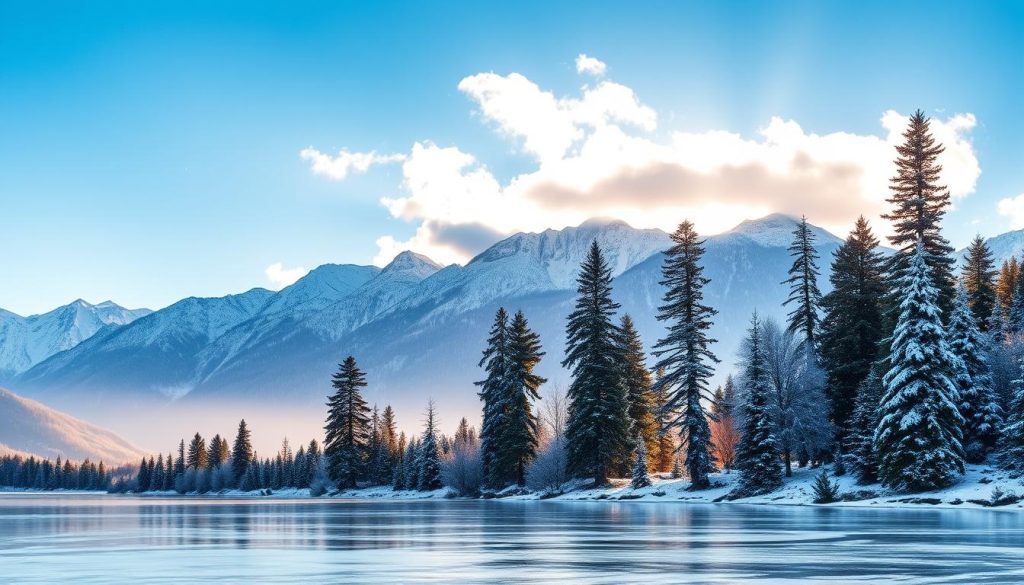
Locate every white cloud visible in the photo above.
<box><xmin>575</xmin><ymin>54</ymin><xmax>607</xmax><ymax>76</ymax></box>
<box><xmin>300</xmin><ymin>147</ymin><xmax>404</xmax><ymax>180</ymax></box>
<box><xmin>264</xmin><ymin>262</ymin><xmax>308</xmax><ymax>289</ymax></box>
<box><xmin>307</xmin><ymin>57</ymin><xmax>982</xmax><ymax>266</ymax></box>
<box><xmin>998</xmin><ymin>193</ymin><xmax>1024</xmax><ymax>229</ymax></box>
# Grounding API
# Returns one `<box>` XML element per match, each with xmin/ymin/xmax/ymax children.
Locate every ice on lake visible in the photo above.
<box><xmin>1</xmin><ymin>494</ymin><xmax>1023</xmax><ymax>583</ymax></box>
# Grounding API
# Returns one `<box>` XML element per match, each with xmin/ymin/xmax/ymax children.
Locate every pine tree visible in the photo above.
<box><xmin>652</xmin><ymin>221</ymin><xmax>718</xmax><ymax>489</ymax></box>
<box><xmin>962</xmin><ymin>235</ymin><xmax>997</xmax><ymax>331</ymax></box>
<box><xmin>476</xmin><ymin>307</ymin><xmax>511</xmax><ymax>488</ymax></box>
<box><xmin>819</xmin><ymin>216</ymin><xmax>887</xmax><ymax>433</ymax></box>
<box><xmin>782</xmin><ymin>215</ymin><xmax>824</xmax><ymax>347</ymax></box>
<box><xmin>734</xmin><ymin>313</ymin><xmax>783</xmax><ymax>497</ymax></box>
<box><xmin>652</xmin><ymin>368</ymin><xmax>675</xmax><ymax>473</ymax></box>
<box><xmin>563</xmin><ymin>241</ymin><xmax>631</xmax><ymax>485</ymax></box>
<box><xmin>152</xmin><ymin>454</ymin><xmax>165</xmax><ymax>491</ymax></box>
<box><xmin>187</xmin><ymin>433</ymin><xmax>208</xmax><ymax>469</ymax></box>
<box><xmin>882</xmin><ymin>110</ymin><xmax>956</xmax><ymax>318</ymax></box>
<box><xmin>949</xmin><ymin>285</ymin><xmax>1003</xmax><ymax>462</ymax></box>
<box><xmin>630</xmin><ymin>434</ymin><xmax>652</xmax><ymax>489</ymax></box>
<box><xmin>208</xmin><ymin>434</ymin><xmax>229</xmax><ymax>468</ymax></box>
<box><xmin>811</xmin><ymin>468</ymin><xmax>840</xmax><ymax>504</ymax></box>
<box><xmin>175</xmin><ymin>440</ymin><xmax>186</xmax><ymax>478</ymax></box>
<box><xmin>846</xmin><ymin>369</ymin><xmax>883</xmax><ymax>484</ymax></box>
<box><xmin>498</xmin><ymin>310</ymin><xmax>546</xmax><ymax>486</ymax></box>
<box><xmin>417</xmin><ymin>401</ymin><xmax>443</xmax><ymax>491</ymax></box>
<box><xmin>876</xmin><ymin>242</ymin><xmax>964</xmax><ymax>492</ymax></box>
<box><xmin>231</xmin><ymin>419</ymin><xmax>253</xmax><ymax>483</ymax></box>
<box><xmin>996</xmin><ymin>257</ymin><xmax>1019</xmax><ymax>315</ymax></box>
<box><xmin>1010</xmin><ymin>265</ymin><xmax>1024</xmax><ymax>334</ymax></box>
<box><xmin>381</xmin><ymin>405</ymin><xmax>399</xmax><ymax>460</ymax></box>
<box><xmin>324</xmin><ymin>356</ymin><xmax>372</xmax><ymax>488</ymax></box>
<box><xmin>618</xmin><ymin>315</ymin><xmax>659</xmax><ymax>471</ymax></box>
<box><xmin>135</xmin><ymin>457</ymin><xmax>151</xmax><ymax>492</ymax></box>
<box><xmin>1001</xmin><ymin>366</ymin><xmax>1024</xmax><ymax>469</ymax></box>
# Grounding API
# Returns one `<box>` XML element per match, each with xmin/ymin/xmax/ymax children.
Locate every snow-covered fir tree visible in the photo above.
<box><xmin>734</xmin><ymin>313</ymin><xmax>783</xmax><ymax>497</ymax></box>
<box><xmin>417</xmin><ymin>401</ymin><xmax>443</xmax><ymax>491</ymax></box>
<box><xmin>846</xmin><ymin>369</ymin><xmax>883</xmax><ymax>484</ymax></box>
<box><xmin>948</xmin><ymin>285</ymin><xmax>1003</xmax><ymax>462</ymax></box>
<box><xmin>782</xmin><ymin>215</ymin><xmax>824</xmax><ymax>348</ymax></box>
<box><xmin>476</xmin><ymin>307</ymin><xmax>511</xmax><ymax>488</ymax></box>
<box><xmin>876</xmin><ymin>242</ymin><xmax>964</xmax><ymax>492</ymax></box>
<box><xmin>962</xmin><ymin>235</ymin><xmax>998</xmax><ymax>331</ymax></box>
<box><xmin>324</xmin><ymin>355</ymin><xmax>372</xmax><ymax>488</ymax></box>
<box><xmin>652</xmin><ymin>221</ymin><xmax>718</xmax><ymax>489</ymax></box>
<box><xmin>1001</xmin><ymin>363</ymin><xmax>1024</xmax><ymax>469</ymax></box>
<box><xmin>819</xmin><ymin>216</ymin><xmax>887</xmax><ymax>434</ymax></box>
<box><xmin>563</xmin><ymin>241</ymin><xmax>631</xmax><ymax>485</ymax></box>
<box><xmin>630</xmin><ymin>434</ymin><xmax>651</xmax><ymax>489</ymax></box>
<box><xmin>882</xmin><ymin>110</ymin><xmax>956</xmax><ymax>318</ymax></box>
<box><xmin>231</xmin><ymin>419</ymin><xmax>253</xmax><ymax>482</ymax></box>
<box><xmin>498</xmin><ymin>310</ymin><xmax>546</xmax><ymax>486</ymax></box>
<box><xmin>618</xmin><ymin>314</ymin><xmax>659</xmax><ymax>470</ymax></box>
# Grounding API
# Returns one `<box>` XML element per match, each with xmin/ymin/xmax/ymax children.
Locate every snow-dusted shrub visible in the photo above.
<box><xmin>441</xmin><ymin>441</ymin><xmax>481</xmax><ymax>496</ymax></box>
<box><xmin>812</xmin><ymin>469</ymin><xmax>840</xmax><ymax>504</ymax></box>
<box><xmin>526</xmin><ymin>435</ymin><xmax>568</xmax><ymax>492</ymax></box>
<box><xmin>208</xmin><ymin>465</ymin><xmax>233</xmax><ymax>492</ymax></box>
<box><xmin>308</xmin><ymin>458</ymin><xmax>334</xmax><ymax>497</ymax></box>
<box><xmin>175</xmin><ymin>468</ymin><xmax>196</xmax><ymax>494</ymax></box>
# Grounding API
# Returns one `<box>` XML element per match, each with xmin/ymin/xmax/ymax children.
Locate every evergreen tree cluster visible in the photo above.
<box><xmin>0</xmin><ymin>455</ymin><xmax>115</xmax><ymax>491</ymax></box>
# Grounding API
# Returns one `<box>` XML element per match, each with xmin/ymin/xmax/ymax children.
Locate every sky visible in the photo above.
<box><xmin>2</xmin><ymin>0</ymin><xmax>1023</xmax><ymax>316</ymax></box>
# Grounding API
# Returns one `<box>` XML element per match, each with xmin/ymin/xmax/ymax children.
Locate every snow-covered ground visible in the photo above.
<box><xmin>105</xmin><ymin>463</ymin><xmax>1024</xmax><ymax>511</ymax></box>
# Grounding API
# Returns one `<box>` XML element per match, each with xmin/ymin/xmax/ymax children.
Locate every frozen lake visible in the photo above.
<box><xmin>1</xmin><ymin>494</ymin><xmax>1023</xmax><ymax>583</ymax></box>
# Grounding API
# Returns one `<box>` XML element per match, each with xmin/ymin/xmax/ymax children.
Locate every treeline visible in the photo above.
<box><xmin>119</xmin><ymin>110</ymin><xmax>1024</xmax><ymax>498</ymax></box>
<box><xmin>0</xmin><ymin>455</ymin><xmax>125</xmax><ymax>491</ymax></box>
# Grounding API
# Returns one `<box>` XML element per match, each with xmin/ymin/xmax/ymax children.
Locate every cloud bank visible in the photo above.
<box><xmin>265</xmin><ymin>262</ymin><xmax>308</xmax><ymax>289</ymax></box>
<box><xmin>303</xmin><ymin>56</ymin><xmax>981</xmax><ymax>266</ymax></box>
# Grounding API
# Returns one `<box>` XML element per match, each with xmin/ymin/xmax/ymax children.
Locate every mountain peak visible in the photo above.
<box><xmin>382</xmin><ymin>251</ymin><xmax>443</xmax><ymax>277</ymax></box>
<box><xmin>724</xmin><ymin>213</ymin><xmax>840</xmax><ymax>247</ymax></box>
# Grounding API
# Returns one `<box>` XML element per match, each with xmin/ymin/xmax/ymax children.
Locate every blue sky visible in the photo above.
<box><xmin>2</xmin><ymin>1</ymin><xmax>1022</xmax><ymax>315</ymax></box>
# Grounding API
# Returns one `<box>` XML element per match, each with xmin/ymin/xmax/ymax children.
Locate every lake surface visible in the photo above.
<box><xmin>1</xmin><ymin>494</ymin><xmax>1023</xmax><ymax>584</ymax></box>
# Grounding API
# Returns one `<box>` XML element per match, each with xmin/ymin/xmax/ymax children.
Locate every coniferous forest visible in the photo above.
<box><xmin>7</xmin><ymin>111</ymin><xmax>1024</xmax><ymax>502</ymax></box>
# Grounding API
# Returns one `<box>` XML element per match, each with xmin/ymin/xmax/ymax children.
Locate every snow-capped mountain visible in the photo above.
<box><xmin>958</xmin><ymin>227</ymin><xmax>1024</xmax><ymax>267</ymax></box>
<box><xmin>0</xmin><ymin>386</ymin><xmax>146</xmax><ymax>463</ymax></box>
<box><xmin>9</xmin><ymin>214</ymin><xmax>844</xmax><ymax>447</ymax></box>
<box><xmin>0</xmin><ymin>299</ymin><xmax>151</xmax><ymax>381</ymax></box>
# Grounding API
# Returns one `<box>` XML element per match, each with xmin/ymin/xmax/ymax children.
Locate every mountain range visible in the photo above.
<box><xmin>5</xmin><ymin>214</ymin><xmax>1024</xmax><ymax>451</ymax></box>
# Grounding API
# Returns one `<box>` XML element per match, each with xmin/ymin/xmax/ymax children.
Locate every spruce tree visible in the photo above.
<box><xmin>175</xmin><ymin>440</ymin><xmax>186</xmax><ymax>478</ymax></box>
<box><xmin>498</xmin><ymin>310</ymin><xmax>546</xmax><ymax>486</ymax></box>
<box><xmin>962</xmin><ymin>235</ymin><xmax>997</xmax><ymax>331</ymax></box>
<box><xmin>997</xmin><ymin>258</ymin><xmax>1019</xmax><ymax>315</ymax></box>
<box><xmin>563</xmin><ymin>241</ymin><xmax>631</xmax><ymax>485</ymax></box>
<box><xmin>324</xmin><ymin>356</ymin><xmax>372</xmax><ymax>488</ymax></box>
<box><xmin>618</xmin><ymin>315</ymin><xmax>659</xmax><ymax>469</ymax></box>
<box><xmin>381</xmin><ymin>405</ymin><xmax>399</xmax><ymax>460</ymax></box>
<box><xmin>782</xmin><ymin>215</ymin><xmax>824</xmax><ymax>347</ymax></box>
<box><xmin>1000</xmin><ymin>368</ymin><xmax>1024</xmax><ymax>470</ymax></box>
<box><xmin>652</xmin><ymin>221</ymin><xmax>718</xmax><ymax>489</ymax></box>
<box><xmin>417</xmin><ymin>401</ymin><xmax>443</xmax><ymax>491</ymax></box>
<box><xmin>734</xmin><ymin>313</ymin><xmax>783</xmax><ymax>497</ymax></box>
<box><xmin>881</xmin><ymin>110</ymin><xmax>956</xmax><ymax>318</ymax></box>
<box><xmin>630</xmin><ymin>434</ymin><xmax>652</xmax><ymax>489</ymax></box>
<box><xmin>187</xmin><ymin>433</ymin><xmax>208</xmax><ymax>469</ymax></box>
<box><xmin>876</xmin><ymin>243</ymin><xmax>964</xmax><ymax>492</ymax></box>
<box><xmin>208</xmin><ymin>434</ymin><xmax>229</xmax><ymax>468</ymax></box>
<box><xmin>847</xmin><ymin>369</ymin><xmax>883</xmax><ymax>484</ymax></box>
<box><xmin>819</xmin><ymin>216</ymin><xmax>887</xmax><ymax>432</ymax></box>
<box><xmin>476</xmin><ymin>307</ymin><xmax>511</xmax><ymax>488</ymax></box>
<box><xmin>1010</xmin><ymin>266</ymin><xmax>1024</xmax><ymax>334</ymax></box>
<box><xmin>152</xmin><ymin>454</ymin><xmax>165</xmax><ymax>491</ymax></box>
<box><xmin>231</xmin><ymin>419</ymin><xmax>253</xmax><ymax>482</ymax></box>
<box><xmin>949</xmin><ymin>286</ymin><xmax>1003</xmax><ymax>462</ymax></box>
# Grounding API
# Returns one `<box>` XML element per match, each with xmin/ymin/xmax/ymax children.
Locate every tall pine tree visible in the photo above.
<box><xmin>782</xmin><ymin>215</ymin><xmax>823</xmax><ymax>348</ymax></box>
<box><xmin>652</xmin><ymin>221</ymin><xmax>718</xmax><ymax>489</ymax></box>
<box><xmin>476</xmin><ymin>307</ymin><xmax>511</xmax><ymax>488</ymax></box>
<box><xmin>876</xmin><ymin>243</ymin><xmax>964</xmax><ymax>492</ymax></box>
<box><xmin>819</xmin><ymin>216</ymin><xmax>887</xmax><ymax>433</ymax></box>
<box><xmin>231</xmin><ymin>419</ymin><xmax>253</xmax><ymax>482</ymax></box>
<box><xmin>962</xmin><ymin>235</ymin><xmax>997</xmax><ymax>331</ymax></box>
<box><xmin>618</xmin><ymin>315</ymin><xmax>659</xmax><ymax>469</ymax></box>
<box><xmin>417</xmin><ymin>401</ymin><xmax>443</xmax><ymax>491</ymax></box>
<box><xmin>948</xmin><ymin>285</ymin><xmax>1003</xmax><ymax>462</ymax></box>
<box><xmin>881</xmin><ymin>110</ymin><xmax>956</xmax><ymax>318</ymax></box>
<box><xmin>324</xmin><ymin>356</ymin><xmax>372</xmax><ymax>488</ymax></box>
<box><xmin>499</xmin><ymin>310</ymin><xmax>546</xmax><ymax>486</ymax></box>
<box><xmin>846</xmin><ymin>368</ymin><xmax>883</xmax><ymax>484</ymax></box>
<box><xmin>996</xmin><ymin>257</ymin><xmax>1019</xmax><ymax>316</ymax></box>
<box><xmin>563</xmin><ymin>241</ymin><xmax>631</xmax><ymax>485</ymax></box>
<box><xmin>734</xmin><ymin>313</ymin><xmax>783</xmax><ymax>497</ymax></box>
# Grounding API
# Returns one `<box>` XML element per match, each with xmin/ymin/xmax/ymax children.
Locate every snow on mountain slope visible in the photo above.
<box><xmin>0</xmin><ymin>387</ymin><xmax>146</xmax><ymax>463</ymax></box>
<box><xmin>0</xmin><ymin>299</ymin><xmax>151</xmax><ymax>380</ymax></box>
<box><xmin>15</xmin><ymin>288</ymin><xmax>274</xmax><ymax>401</ymax></box>
<box><xmin>259</xmin><ymin>263</ymin><xmax>379</xmax><ymax>315</ymax></box>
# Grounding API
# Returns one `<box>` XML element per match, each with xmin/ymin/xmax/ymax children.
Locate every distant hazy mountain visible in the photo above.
<box><xmin>0</xmin><ymin>387</ymin><xmax>145</xmax><ymax>463</ymax></box>
<box><xmin>9</xmin><ymin>214</ymin><xmax>847</xmax><ymax>448</ymax></box>
<box><xmin>0</xmin><ymin>299</ymin><xmax>150</xmax><ymax>381</ymax></box>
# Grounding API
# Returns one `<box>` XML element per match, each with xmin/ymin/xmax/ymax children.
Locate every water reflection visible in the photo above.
<box><xmin>1</xmin><ymin>494</ymin><xmax>1023</xmax><ymax>583</ymax></box>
